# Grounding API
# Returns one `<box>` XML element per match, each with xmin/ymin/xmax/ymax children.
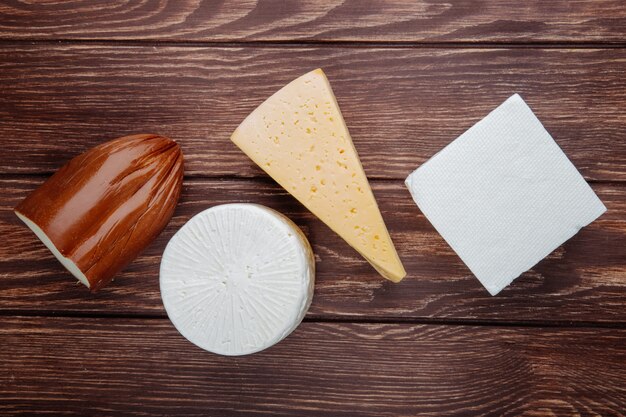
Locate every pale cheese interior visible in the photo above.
<box><xmin>15</xmin><ymin>211</ymin><xmax>91</xmax><ymax>288</ymax></box>
<box><xmin>231</xmin><ymin>69</ymin><xmax>406</xmax><ymax>282</ymax></box>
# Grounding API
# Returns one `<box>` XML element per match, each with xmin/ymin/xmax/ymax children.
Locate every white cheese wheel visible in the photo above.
<box><xmin>160</xmin><ymin>203</ymin><xmax>315</xmax><ymax>356</ymax></box>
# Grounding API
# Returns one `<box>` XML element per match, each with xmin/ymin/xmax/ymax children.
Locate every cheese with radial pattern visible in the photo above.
<box><xmin>231</xmin><ymin>69</ymin><xmax>405</xmax><ymax>282</ymax></box>
<box><xmin>160</xmin><ymin>204</ymin><xmax>315</xmax><ymax>356</ymax></box>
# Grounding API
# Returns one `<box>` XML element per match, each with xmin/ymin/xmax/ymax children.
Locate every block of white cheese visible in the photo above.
<box><xmin>231</xmin><ymin>68</ymin><xmax>406</xmax><ymax>282</ymax></box>
<box><xmin>160</xmin><ymin>204</ymin><xmax>315</xmax><ymax>356</ymax></box>
<box><xmin>405</xmin><ymin>94</ymin><xmax>606</xmax><ymax>295</ymax></box>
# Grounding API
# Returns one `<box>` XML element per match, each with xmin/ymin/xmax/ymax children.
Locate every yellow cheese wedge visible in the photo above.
<box><xmin>231</xmin><ymin>69</ymin><xmax>406</xmax><ymax>282</ymax></box>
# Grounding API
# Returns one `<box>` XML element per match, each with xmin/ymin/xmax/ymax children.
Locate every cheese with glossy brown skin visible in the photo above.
<box><xmin>15</xmin><ymin>133</ymin><xmax>184</xmax><ymax>291</ymax></box>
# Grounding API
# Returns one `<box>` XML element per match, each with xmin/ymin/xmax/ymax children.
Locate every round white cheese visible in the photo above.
<box><xmin>160</xmin><ymin>203</ymin><xmax>315</xmax><ymax>356</ymax></box>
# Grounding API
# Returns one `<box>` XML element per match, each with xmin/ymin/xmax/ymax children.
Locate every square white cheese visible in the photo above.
<box><xmin>405</xmin><ymin>94</ymin><xmax>606</xmax><ymax>296</ymax></box>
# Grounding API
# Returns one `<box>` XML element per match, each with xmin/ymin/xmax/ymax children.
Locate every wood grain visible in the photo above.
<box><xmin>1</xmin><ymin>316</ymin><xmax>624</xmax><ymax>416</ymax></box>
<box><xmin>1</xmin><ymin>3</ymin><xmax>624</xmax><ymax>416</ymax></box>
<box><xmin>2</xmin><ymin>177</ymin><xmax>624</xmax><ymax>323</ymax></box>
<box><xmin>0</xmin><ymin>0</ymin><xmax>625</xmax><ymax>43</ymax></box>
<box><xmin>1</xmin><ymin>45</ymin><xmax>624</xmax><ymax>181</ymax></box>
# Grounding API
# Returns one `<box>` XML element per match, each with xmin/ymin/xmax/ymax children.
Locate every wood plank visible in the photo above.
<box><xmin>1</xmin><ymin>317</ymin><xmax>624</xmax><ymax>416</ymax></box>
<box><xmin>2</xmin><ymin>177</ymin><xmax>625</xmax><ymax>323</ymax></box>
<box><xmin>0</xmin><ymin>0</ymin><xmax>625</xmax><ymax>43</ymax></box>
<box><xmin>1</xmin><ymin>45</ymin><xmax>624</xmax><ymax>181</ymax></box>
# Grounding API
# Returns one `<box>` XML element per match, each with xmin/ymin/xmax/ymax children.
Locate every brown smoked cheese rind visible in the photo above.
<box><xmin>15</xmin><ymin>134</ymin><xmax>184</xmax><ymax>291</ymax></box>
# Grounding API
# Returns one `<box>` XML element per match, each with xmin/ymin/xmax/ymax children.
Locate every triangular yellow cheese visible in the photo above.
<box><xmin>231</xmin><ymin>69</ymin><xmax>406</xmax><ymax>282</ymax></box>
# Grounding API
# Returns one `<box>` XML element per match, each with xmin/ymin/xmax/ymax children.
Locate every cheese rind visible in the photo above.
<box><xmin>231</xmin><ymin>69</ymin><xmax>405</xmax><ymax>282</ymax></box>
<box><xmin>15</xmin><ymin>212</ymin><xmax>90</xmax><ymax>287</ymax></box>
<box><xmin>14</xmin><ymin>133</ymin><xmax>183</xmax><ymax>291</ymax></box>
<box><xmin>160</xmin><ymin>204</ymin><xmax>314</xmax><ymax>356</ymax></box>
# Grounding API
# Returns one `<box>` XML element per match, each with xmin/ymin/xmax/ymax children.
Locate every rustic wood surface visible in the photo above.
<box><xmin>1</xmin><ymin>45</ymin><xmax>625</xmax><ymax>180</ymax></box>
<box><xmin>1</xmin><ymin>317</ymin><xmax>625</xmax><ymax>416</ymax></box>
<box><xmin>0</xmin><ymin>0</ymin><xmax>625</xmax><ymax>43</ymax></box>
<box><xmin>0</xmin><ymin>1</ymin><xmax>624</xmax><ymax>416</ymax></box>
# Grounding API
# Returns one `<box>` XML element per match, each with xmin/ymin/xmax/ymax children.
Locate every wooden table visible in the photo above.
<box><xmin>1</xmin><ymin>2</ymin><xmax>625</xmax><ymax>415</ymax></box>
